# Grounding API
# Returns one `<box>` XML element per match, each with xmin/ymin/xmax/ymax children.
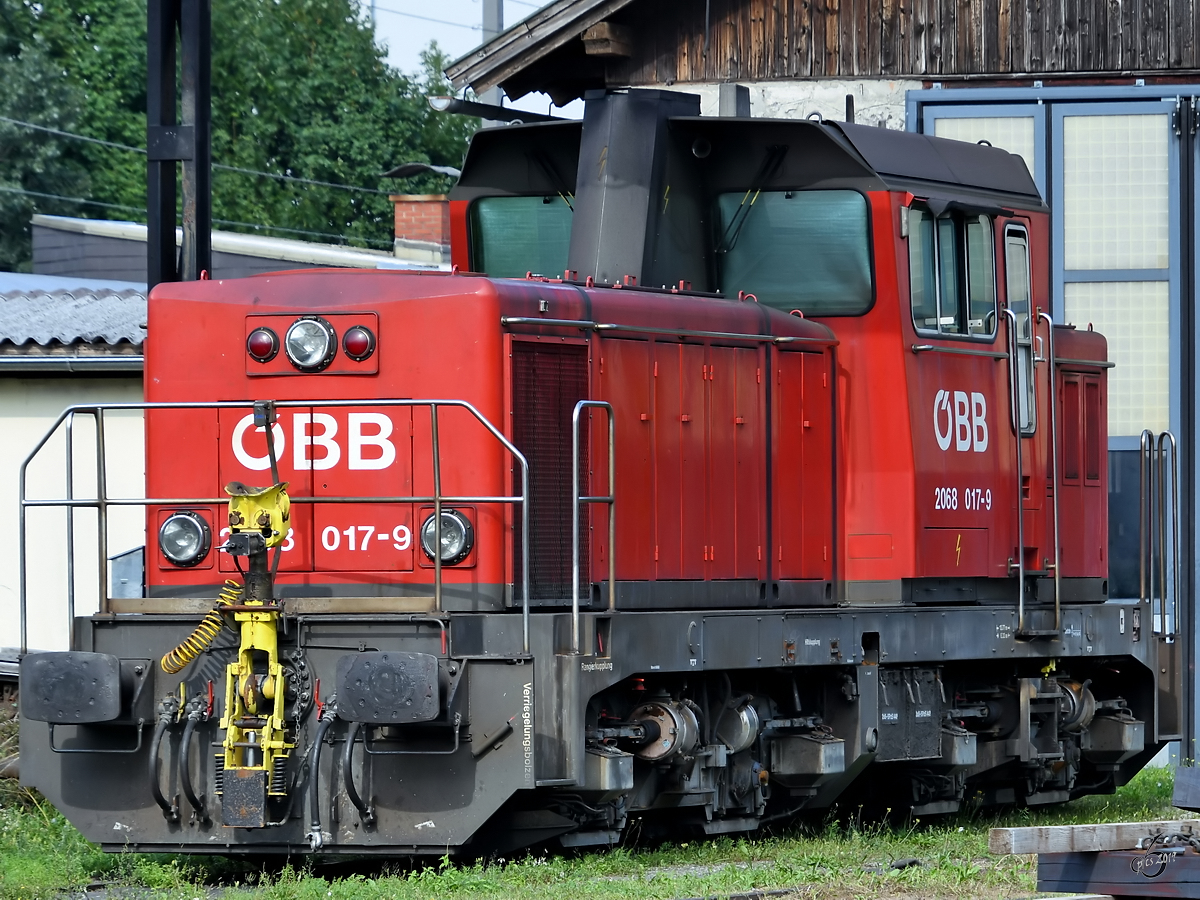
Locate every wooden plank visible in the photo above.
<box><xmin>928</xmin><ymin>0</ymin><xmax>943</xmax><ymax>74</ymax></box>
<box><xmin>1026</xmin><ymin>0</ymin><xmax>1043</xmax><ymax>70</ymax></box>
<box><xmin>1121</xmin><ymin>0</ymin><xmax>1139</xmax><ymax>69</ymax></box>
<box><xmin>911</xmin><ymin>0</ymin><xmax>927</xmax><ymax>72</ymax></box>
<box><xmin>1193</xmin><ymin>0</ymin><xmax>1200</xmax><ymax>67</ymax></box>
<box><xmin>1009</xmin><ymin>0</ymin><xmax>1025</xmax><ymax>71</ymax></box>
<box><xmin>1169</xmin><ymin>0</ymin><xmax>1185</xmax><ymax>65</ymax></box>
<box><xmin>865</xmin><ymin>0</ymin><xmax>879</xmax><ymax>73</ymax></box>
<box><xmin>774</xmin><ymin>0</ymin><xmax>789</xmax><ymax>77</ymax></box>
<box><xmin>1048</xmin><ymin>0</ymin><xmax>1065</xmax><ymax>70</ymax></box>
<box><xmin>1039</xmin><ymin>851</ymin><xmax>1200</xmax><ymax>897</ymax></box>
<box><xmin>1147</xmin><ymin>0</ymin><xmax>1167</xmax><ymax>67</ymax></box>
<box><xmin>857</xmin><ymin>0</ymin><xmax>871</xmax><ymax>74</ymax></box>
<box><xmin>839</xmin><ymin>0</ymin><xmax>855</xmax><ymax>74</ymax></box>
<box><xmin>990</xmin><ymin>820</ymin><xmax>1200</xmax><ymax>856</ymax></box>
<box><xmin>998</xmin><ymin>0</ymin><xmax>1012</xmax><ymax>69</ymax></box>
<box><xmin>824</xmin><ymin>0</ymin><xmax>840</xmax><ymax>74</ymax></box>
<box><xmin>983</xmin><ymin>0</ymin><xmax>1000</xmax><ymax>70</ymax></box>
<box><xmin>1091</xmin><ymin>0</ymin><xmax>1106</xmax><ymax>69</ymax></box>
<box><xmin>748</xmin><ymin>0</ymin><xmax>764</xmax><ymax>78</ymax></box>
<box><xmin>797</xmin><ymin>0</ymin><xmax>814</xmax><ymax>76</ymax></box>
<box><xmin>811</xmin><ymin>0</ymin><xmax>826</xmax><ymax>75</ymax></box>
<box><xmin>956</xmin><ymin>0</ymin><xmax>971</xmax><ymax>71</ymax></box>
<box><xmin>1107</xmin><ymin>0</ymin><xmax>1122</xmax><ymax>67</ymax></box>
<box><xmin>897</xmin><ymin>0</ymin><xmax>911</xmax><ymax>72</ymax></box>
<box><xmin>1067</xmin><ymin>0</ymin><xmax>1084</xmax><ymax>70</ymax></box>
<box><xmin>881</xmin><ymin>0</ymin><xmax>898</xmax><ymax>72</ymax></box>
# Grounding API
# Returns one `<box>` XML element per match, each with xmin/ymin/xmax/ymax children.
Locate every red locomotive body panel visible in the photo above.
<box><xmin>144</xmin><ymin>272</ymin><xmax>836</xmax><ymax>604</ymax></box>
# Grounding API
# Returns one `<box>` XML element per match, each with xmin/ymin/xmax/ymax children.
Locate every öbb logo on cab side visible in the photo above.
<box><xmin>933</xmin><ymin>389</ymin><xmax>988</xmax><ymax>452</ymax></box>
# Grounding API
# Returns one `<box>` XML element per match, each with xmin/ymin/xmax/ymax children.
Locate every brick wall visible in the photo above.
<box><xmin>390</xmin><ymin>194</ymin><xmax>450</xmax><ymax>247</ymax></box>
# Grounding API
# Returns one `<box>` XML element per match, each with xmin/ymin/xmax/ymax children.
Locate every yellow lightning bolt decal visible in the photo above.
<box><xmin>955</xmin><ymin>533</ymin><xmax>962</xmax><ymax>566</ymax></box>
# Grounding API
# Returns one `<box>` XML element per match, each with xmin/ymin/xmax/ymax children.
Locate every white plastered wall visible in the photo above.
<box><xmin>0</xmin><ymin>376</ymin><xmax>144</xmax><ymax>651</ymax></box>
<box><xmin>669</xmin><ymin>79</ymin><xmax>921</xmax><ymax>128</ymax></box>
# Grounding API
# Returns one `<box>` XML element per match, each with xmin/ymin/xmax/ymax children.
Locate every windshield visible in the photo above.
<box><xmin>469</xmin><ymin>195</ymin><xmax>573</xmax><ymax>278</ymax></box>
<box><xmin>715</xmin><ymin>190</ymin><xmax>873</xmax><ymax>316</ymax></box>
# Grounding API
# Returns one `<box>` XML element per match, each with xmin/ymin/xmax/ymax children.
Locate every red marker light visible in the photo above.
<box><xmin>342</xmin><ymin>325</ymin><xmax>375</xmax><ymax>361</ymax></box>
<box><xmin>246</xmin><ymin>327</ymin><xmax>278</xmax><ymax>362</ymax></box>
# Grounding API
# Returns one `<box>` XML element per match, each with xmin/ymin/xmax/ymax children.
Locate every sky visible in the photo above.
<box><xmin>366</xmin><ymin>0</ymin><xmax>584</xmax><ymax>118</ymax></box>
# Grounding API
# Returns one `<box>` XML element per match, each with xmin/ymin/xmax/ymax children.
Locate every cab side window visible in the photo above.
<box><xmin>909</xmin><ymin>206</ymin><xmax>997</xmax><ymax>339</ymax></box>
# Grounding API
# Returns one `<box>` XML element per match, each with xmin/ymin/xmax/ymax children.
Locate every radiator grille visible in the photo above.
<box><xmin>512</xmin><ymin>342</ymin><xmax>589</xmax><ymax>602</ymax></box>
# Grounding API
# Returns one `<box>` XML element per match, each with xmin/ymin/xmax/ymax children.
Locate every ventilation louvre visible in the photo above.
<box><xmin>512</xmin><ymin>342</ymin><xmax>589</xmax><ymax>602</ymax></box>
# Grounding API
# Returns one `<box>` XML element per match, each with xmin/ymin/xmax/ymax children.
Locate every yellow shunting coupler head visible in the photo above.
<box><xmin>218</xmin><ymin>481</ymin><xmax>294</xmax><ymax>802</ymax></box>
<box><xmin>225</xmin><ymin>481</ymin><xmax>291</xmax><ymax>548</ymax></box>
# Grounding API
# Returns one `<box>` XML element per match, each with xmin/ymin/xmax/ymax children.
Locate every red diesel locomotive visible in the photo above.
<box><xmin>18</xmin><ymin>89</ymin><xmax>1178</xmax><ymax>856</ymax></box>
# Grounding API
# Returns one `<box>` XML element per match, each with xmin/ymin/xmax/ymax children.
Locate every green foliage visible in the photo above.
<box><xmin>0</xmin><ymin>766</ymin><xmax>1183</xmax><ymax>900</ymax></box>
<box><xmin>0</xmin><ymin>0</ymin><xmax>477</xmax><ymax>269</ymax></box>
<box><xmin>0</xmin><ymin>7</ymin><xmax>91</xmax><ymax>272</ymax></box>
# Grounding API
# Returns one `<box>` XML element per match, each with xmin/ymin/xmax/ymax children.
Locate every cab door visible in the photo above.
<box><xmin>906</xmin><ymin>204</ymin><xmax>1006</xmax><ymax>589</ymax></box>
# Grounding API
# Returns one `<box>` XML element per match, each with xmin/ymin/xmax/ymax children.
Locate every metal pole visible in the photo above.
<box><xmin>571</xmin><ymin>402</ymin><xmax>582</xmax><ymax>654</ymax></box>
<box><xmin>146</xmin><ymin>0</ymin><xmax>179</xmax><ymax>289</ymax></box>
<box><xmin>95</xmin><ymin>411</ymin><xmax>109</xmax><ymax>615</ymax></box>
<box><xmin>18</xmin><ymin>449</ymin><xmax>27</xmax><ymax>657</ymax></box>
<box><xmin>1038</xmin><ymin>312</ymin><xmax>1061</xmax><ymax>632</ymax></box>
<box><xmin>479</xmin><ymin>0</ymin><xmax>504</xmax><ymax>111</ymax></box>
<box><xmin>431</xmin><ymin>404</ymin><xmax>442</xmax><ymax>613</ymax></box>
<box><xmin>179</xmin><ymin>0</ymin><xmax>211</xmax><ymax>280</ymax></box>
<box><xmin>520</xmin><ymin>455</ymin><xmax>530</xmax><ymax>655</ymax></box>
<box><xmin>1142</xmin><ymin>428</ymin><xmax>1154</xmax><ymax>610</ymax></box>
<box><xmin>1161</xmin><ymin>431</ymin><xmax>1180</xmax><ymax>637</ymax></box>
<box><xmin>65</xmin><ymin>413</ymin><xmax>76</xmax><ymax>644</ymax></box>
<box><xmin>607</xmin><ymin>408</ymin><xmax>615</xmax><ymax>612</ymax></box>
<box><xmin>1003</xmin><ymin>308</ymin><xmax>1026</xmax><ymax>633</ymax></box>
<box><xmin>571</xmin><ymin>400</ymin><xmax>616</xmax><ymax>650</ymax></box>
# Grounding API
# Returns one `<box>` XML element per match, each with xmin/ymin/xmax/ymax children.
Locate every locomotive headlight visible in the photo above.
<box><xmin>159</xmin><ymin>511</ymin><xmax>211</xmax><ymax>567</ymax></box>
<box><xmin>420</xmin><ymin>509</ymin><xmax>474</xmax><ymax>565</ymax></box>
<box><xmin>284</xmin><ymin>316</ymin><xmax>337</xmax><ymax>371</ymax></box>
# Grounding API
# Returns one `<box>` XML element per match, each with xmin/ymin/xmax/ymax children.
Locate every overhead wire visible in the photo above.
<box><xmin>0</xmin><ymin>115</ymin><xmax>401</xmax><ymax>195</ymax></box>
<box><xmin>370</xmin><ymin>5</ymin><xmax>481</xmax><ymax>28</ymax></box>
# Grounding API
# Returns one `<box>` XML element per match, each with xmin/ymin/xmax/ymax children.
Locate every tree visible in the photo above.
<box><xmin>0</xmin><ymin>0</ymin><xmax>478</xmax><ymax>269</ymax></box>
<box><xmin>0</xmin><ymin>2</ymin><xmax>92</xmax><ymax>272</ymax></box>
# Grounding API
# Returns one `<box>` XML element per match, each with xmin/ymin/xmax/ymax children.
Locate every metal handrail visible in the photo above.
<box><xmin>1038</xmin><ymin>311</ymin><xmax>1062</xmax><ymax>633</ymax></box>
<box><xmin>1141</xmin><ymin>429</ymin><xmax>1179</xmax><ymax>638</ymax></box>
<box><xmin>19</xmin><ymin>399</ymin><xmax>531</xmax><ymax>655</ymax></box>
<box><xmin>571</xmin><ymin>400</ymin><xmax>615</xmax><ymax>655</ymax></box>
<box><xmin>1003</xmin><ymin>308</ymin><xmax>1029</xmax><ymax>633</ymax></box>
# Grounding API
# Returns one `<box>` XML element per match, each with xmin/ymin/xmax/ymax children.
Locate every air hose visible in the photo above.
<box><xmin>160</xmin><ymin>579</ymin><xmax>243</xmax><ymax>674</ymax></box>
<box><xmin>306</xmin><ymin>699</ymin><xmax>337</xmax><ymax>851</ymax></box>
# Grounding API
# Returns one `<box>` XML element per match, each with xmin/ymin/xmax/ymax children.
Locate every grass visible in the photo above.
<box><xmin>0</xmin><ymin>766</ymin><xmax>1181</xmax><ymax>900</ymax></box>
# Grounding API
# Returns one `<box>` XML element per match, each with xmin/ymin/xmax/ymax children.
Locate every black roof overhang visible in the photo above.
<box><xmin>451</xmin><ymin>114</ymin><xmax>1046</xmax><ymax>211</ymax></box>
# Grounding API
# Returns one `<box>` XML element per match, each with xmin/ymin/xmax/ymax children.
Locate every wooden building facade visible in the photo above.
<box><xmin>448</xmin><ymin>0</ymin><xmax>1200</xmax><ymax>104</ymax></box>
<box><xmin>615</xmin><ymin>0</ymin><xmax>1200</xmax><ymax>84</ymax></box>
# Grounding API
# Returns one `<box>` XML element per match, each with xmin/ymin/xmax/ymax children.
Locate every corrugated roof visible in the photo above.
<box><xmin>0</xmin><ymin>287</ymin><xmax>147</xmax><ymax>347</ymax></box>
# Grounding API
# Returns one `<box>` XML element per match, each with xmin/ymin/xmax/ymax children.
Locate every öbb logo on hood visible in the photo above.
<box><xmin>232</xmin><ymin>412</ymin><xmax>396</xmax><ymax>471</ymax></box>
<box><xmin>934</xmin><ymin>390</ymin><xmax>988</xmax><ymax>453</ymax></box>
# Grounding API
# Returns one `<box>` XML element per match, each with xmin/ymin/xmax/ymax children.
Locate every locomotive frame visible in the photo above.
<box><xmin>16</xmin><ymin>88</ymin><xmax>1186</xmax><ymax>856</ymax></box>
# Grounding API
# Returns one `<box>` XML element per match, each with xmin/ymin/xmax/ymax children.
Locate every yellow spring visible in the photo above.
<box><xmin>160</xmin><ymin>579</ymin><xmax>243</xmax><ymax>674</ymax></box>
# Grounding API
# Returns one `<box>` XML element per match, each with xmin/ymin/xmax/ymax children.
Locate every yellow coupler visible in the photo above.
<box><xmin>218</xmin><ymin>482</ymin><xmax>295</xmax><ymax>825</ymax></box>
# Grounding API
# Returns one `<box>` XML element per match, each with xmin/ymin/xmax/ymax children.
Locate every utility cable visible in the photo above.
<box><xmin>0</xmin><ymin>115</ymin><xmax>399</xmax><ymax>195</ymax></box>
<box><xmin>371</xmin><ymin>5</ymin><xmax>481</xmax><ymax>28</ymax></box>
